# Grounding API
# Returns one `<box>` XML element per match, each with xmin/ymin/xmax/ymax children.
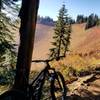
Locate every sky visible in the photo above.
<box><xmin>38</xmin><ymin>0</ymin><xmax>100</xmax><ymax>20</ymax></box>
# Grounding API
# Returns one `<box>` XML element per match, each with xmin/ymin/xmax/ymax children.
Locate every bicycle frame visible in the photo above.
<box><xmin>28</xmin><ymin>60</ymin><xmax>56</xmax><ymax>100</ymax></box>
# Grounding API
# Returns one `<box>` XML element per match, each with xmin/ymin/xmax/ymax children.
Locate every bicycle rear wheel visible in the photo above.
<box><xmin>29</xmin><ymin>71</ymin><xmax>53</xmax><ymax>100</ymax></box>
<box><xmin>51</xmin><ymin>72</ymin><xmax>67</xmax><ymax>100</ymax></box>
<box><xmin>0</xmin><ymin>90</ymin><xmax>26</xmax><ymax>100</ymax></box>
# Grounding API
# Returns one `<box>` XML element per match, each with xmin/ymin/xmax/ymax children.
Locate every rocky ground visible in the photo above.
<box><xmin>66</xmin><ymin>71</ymin><xmax>100</xmax><ymax>100</ymax></box>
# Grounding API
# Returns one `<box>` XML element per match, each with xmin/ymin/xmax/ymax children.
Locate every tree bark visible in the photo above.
<box><xmin>13</xmin><ymin>0</ymin><xmax>40</xmax><ymax>91</ymax></box>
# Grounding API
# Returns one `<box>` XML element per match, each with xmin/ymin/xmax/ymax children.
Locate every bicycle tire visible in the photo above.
<box><xmin>51</xmin><ymin>71</ymin><xmax>67</xmax><ymax>100</ymax></box>
<box><xmin>0</xmin><ymin>89</ymin><xmax>27</xmax><ymax>100</ymax></box>
<box><xmin>29</xmin><ymin>70</ymin><xmax>52</xmax><ymax>100</ymax></box>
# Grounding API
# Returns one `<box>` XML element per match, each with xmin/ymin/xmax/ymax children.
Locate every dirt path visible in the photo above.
<box><xmin>67</xmin><ymin>74</ymin><xmax>100</xmax><ymax>100</ymax></box>
<box><xmin>87</xmin><ymin>76</ymin><xmax>100</xmax><ymax>95</ymax></box>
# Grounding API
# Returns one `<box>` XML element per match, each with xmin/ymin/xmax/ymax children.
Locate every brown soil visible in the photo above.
<box><xmin>67</xmin><ymin>74</ymin><xmax>100</xmax><ymax>100</ymax></box>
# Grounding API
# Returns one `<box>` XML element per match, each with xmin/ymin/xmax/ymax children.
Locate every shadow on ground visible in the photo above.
<box><xmin>68</xmin><ymin>94</ymin><xmax>100</xmax><ymax>100</ymax></box>
<box><xmin>67</xmin><ymin>83</ymin><xmax>100</xmax><ymax>100</ymax></box>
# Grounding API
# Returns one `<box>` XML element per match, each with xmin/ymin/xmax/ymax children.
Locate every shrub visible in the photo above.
<box><xmin>0</xmin><ymin>67</ymin><xmax>15</xmax><ymax>85</ymax></box>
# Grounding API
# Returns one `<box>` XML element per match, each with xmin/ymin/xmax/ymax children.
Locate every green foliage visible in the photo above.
<box><xmin>85</xmin><ymin>14</ymin><xmax>99</xmax><ymax>29</ymax></box>
<box><xmin>59</xmin><ymin>64</ymin><xmax>76</xmax><ymax>78</ymax></box>
<box><xmin>0</xmin><ymin>12</ymin><xmax>17</xmax><ymax>85</ymax></box>
<box><xmin>0</xmin><ymin>67</ymin><xmax>15</xmax><ymax>85</ymax></box>
<box><xmin>76</xmin><ymin>15</ymin><xmax>87</xmax><ymax>24</ymax></box>
<box><xmin>49</xmin><ymin>4</ymin><xmax>71</xmax><ymax>60</ymax></box>
<box><xmin>0</xmin><ymin>13</ymin><xmax>16</xmax><ymax>66</ymax></box>
<box><xmin>68</xmin><ymin>18</ymin><xmax>75</xmax><ymax>24</ymax></box>
<box><xmin>0</xmin><ymin>0</ymin><xmax>18</xmax><ymax>10</ymax></box>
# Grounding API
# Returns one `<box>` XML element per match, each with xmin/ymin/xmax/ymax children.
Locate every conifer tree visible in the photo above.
<box><xmin>0</xmin><ymin>13</ymin><xmax>16</xmax><ymax>66</ymax></box>
<box><xmin>85</xmin><ymin>14</ymin><xmax>99</xmax><ymax>29</ymax></box>
<box><xmin>49</xmin><ymin>4</ymin><xmax>71</xmax><ymax>60</ymax></box>
<box><xmin>0</xmin><ymin>12</ymin><xmax>17</xmax><ymax>84</ymax></box>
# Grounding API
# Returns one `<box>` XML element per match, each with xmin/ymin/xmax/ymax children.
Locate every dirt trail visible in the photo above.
<box><xmin>87</xmin><ymin>76</ymin><xmax>100</xmax><ymax>95</ymax></box>
<box><xmin>67</xmin><ymin>74</ymin><xmax>100</xmax><ymax>100</ymax></box>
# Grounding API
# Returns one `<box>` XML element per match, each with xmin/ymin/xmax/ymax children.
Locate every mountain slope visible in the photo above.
<box><xmin>32</xmin><ymin>24</ymin><xmax>54</xmax><ymax>60</ymax></box>
<box><xmin>32</xmin><ymin>23</ymin><xmax>100</xmax><ymax>59</ymax></box>
<box><xmin>30</xmin><ymin>23</ymin><xmax>100</xmax><ymax>70</ymax></box>
<box><xmin>71</xmin><ymin>24</ymin><xmax>100</xmax><ymax>54</ymax></box>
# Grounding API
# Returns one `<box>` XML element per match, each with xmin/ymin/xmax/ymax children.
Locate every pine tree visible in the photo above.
<box><xmin>49</xmin><ymin>4</ymin><xmax>71</xmax><ymax>60</ymax></box>
<box><xmin>0</xmin><ymin>12</ymin><xmax>17</xmax><ymax>84</ymax></box>
<box><xmin>85</xmin><ymin>14</ymin><xmax>99</xmax><ymax>29</ymax></box>
<box><xmin>0</xmin><ymin>12</ymin><xmax>16</xmax><ymax>66</ymax></box>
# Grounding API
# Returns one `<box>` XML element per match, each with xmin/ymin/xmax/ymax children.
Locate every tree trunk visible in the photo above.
<box><xmin>13</xmin><ymin>0</ymin><xmax>40</xmax><ymax>91</ymax></box>
<box><xmin>57</xmin><ymin>34</ymin><xmax>62</xmax><ymax>60</ymax></box>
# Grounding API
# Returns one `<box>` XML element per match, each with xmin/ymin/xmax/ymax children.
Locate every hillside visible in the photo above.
<box><xmin>71</xmin><ymin>24</ymin><xmax>100</xmax><ymax>54</ymax></box>
<box><xmin>30</xmin><ymin>23</ymin><xmax>100</xmax><ymax>70</ymax></box>
<box><xmin>32</xmin><ymin>24</ymin><xmax>54</xmax><ymax>60</ymax></box>
<box><xmin>32</xmin><ymin>23</ymin><xmax>100</xmax><ymax>59</ymax></box>
<box><xmin>30</xmin><ymin>23</ymin><xmax>100</xmax><ymax>98</ymax></box>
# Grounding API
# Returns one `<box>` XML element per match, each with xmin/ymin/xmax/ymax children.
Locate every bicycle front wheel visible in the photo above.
<box><xmin>51</xmin><ymin>72</ymin><xmax>67</xmax><ymax>100</ymax></box>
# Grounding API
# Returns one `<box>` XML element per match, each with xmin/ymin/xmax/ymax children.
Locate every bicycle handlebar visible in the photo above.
<box><xmin>32</xmin><ymin>56</ymin><xmax>65</xmax><ymax>63</ymax></box>
<box><xmin>32</xmin><ymin>58</ymin><xmax>54</xmax><ymax>63</ymax></box>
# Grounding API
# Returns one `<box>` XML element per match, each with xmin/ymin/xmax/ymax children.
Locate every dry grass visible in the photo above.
<box><xmin>31</xmin><ymin>23</ymin><xmax>100</xmax><ymax>59</ymax></box>
<box><xmin>14</xmin><ymin>23</ymin><xmax>100</xmax><ymax>77</ymax></box>
<box><xmin>70</xmin><ymin>24</ymin><xmax>100</xmax><ymax>54</ymax></box>
<box><xmin>0</xmin><ymin>85</ymin><xmax>10</xmax><ymax>95</ymax></box>
<box><xmin>50</xmin><ymin>53</ymin><xmax>100</xmax><ymax>82</ymax></box>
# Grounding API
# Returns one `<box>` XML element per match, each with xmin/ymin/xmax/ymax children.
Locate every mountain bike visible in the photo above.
<box><xmin>0</xmin><ymin>58</ymin><xmax>67</xmax><ymax>100</ymax></box>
